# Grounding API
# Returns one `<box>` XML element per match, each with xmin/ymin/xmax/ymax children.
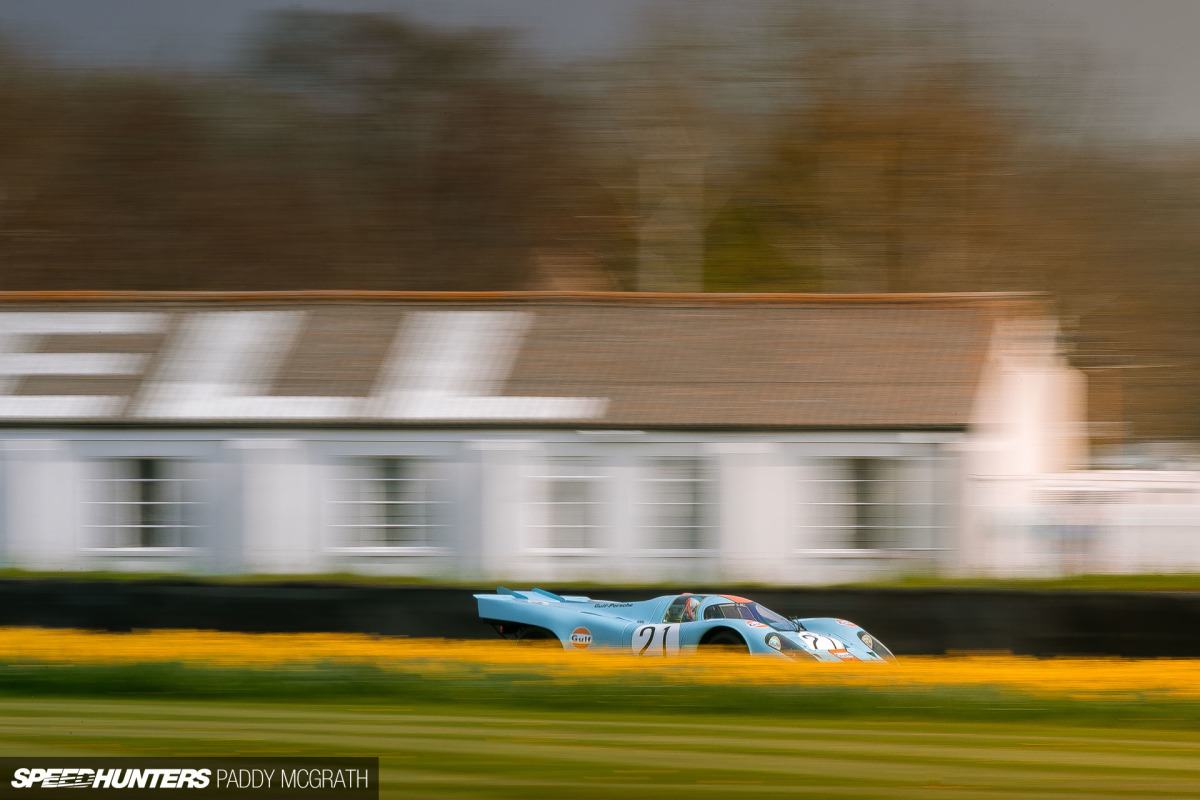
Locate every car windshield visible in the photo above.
<box><xmin>704</xmin><ymin>601</ymin><xmax>799</xmax><ymax>631</ymax></box>
<box><xmin>748</xmin><ymin>603</ymin><xmax>799</xmax><ymax>631</ymax></box>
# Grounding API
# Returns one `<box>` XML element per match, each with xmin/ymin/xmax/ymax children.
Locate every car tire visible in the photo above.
<box><xmin>515</xmin><ymin>626</ymin><xmax>560</xmax><ymax>645</ymax></box>
<box><xmin>700</xmin><ymin>629</ymin><xmax>748</xmax><ymax>652</ymax></box>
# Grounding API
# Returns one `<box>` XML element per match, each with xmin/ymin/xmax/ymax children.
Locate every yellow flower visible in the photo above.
<box><xmin>1</xmin><ymin>627</ymin><xmax>1197</xmax><ymax>699</ymax></box>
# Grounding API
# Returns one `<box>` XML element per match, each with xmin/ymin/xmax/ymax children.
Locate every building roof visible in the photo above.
<box><xmin>0</xmin><ymin>291</ymin><xmax>1048</xmax><ymax>428</ymax></box>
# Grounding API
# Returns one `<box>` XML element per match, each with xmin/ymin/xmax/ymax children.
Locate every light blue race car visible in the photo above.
<box><xmin>475</xmin><ymin>587</ymin><xmax>895</xmax><ymax>662</ymax></box>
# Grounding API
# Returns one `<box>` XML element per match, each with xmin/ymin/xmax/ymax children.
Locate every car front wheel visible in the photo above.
<box><xmin>699</xmin><ymin>629</ymin><xmax>748</xmax><ymax>652</ymax></box>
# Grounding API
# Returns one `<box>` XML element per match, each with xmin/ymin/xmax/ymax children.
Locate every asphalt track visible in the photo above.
<box><xmin>2</xmin><ymin>698</ymin><xmax>1199</xmax><ymax>798</ymax></box>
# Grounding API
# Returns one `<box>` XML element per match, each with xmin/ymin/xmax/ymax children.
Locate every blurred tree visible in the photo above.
<box><xmin>703</xmin><ymin>199</ymin><xmax>817</xmax><ymax>292</ymax></box>
<box><xmin>0</xmin><ymin>11</ymin><xmax>600</xmax><ymax>291</ymax></box>
<box><xmin>2</xmin><ymin>4</ymin><xmax>1200</xmax><ymax>439</ymax></box>
<box><xmin>241</xmin><ymin>10</ymin><xmax>620</xmax><ymax>291</ymax></box>
<box><xmin>576</xmin><ymin>0</ymin><xmax>1200</xmax><ymax>439</ymax></box>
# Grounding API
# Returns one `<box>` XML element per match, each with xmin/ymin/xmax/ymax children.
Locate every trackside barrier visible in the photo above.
<box><xmin>0</xmin><ymin>580</ymin><xmax>1197</xmax><ymax>656</ymax></box>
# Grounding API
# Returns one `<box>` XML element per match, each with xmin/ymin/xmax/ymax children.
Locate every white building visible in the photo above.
<box><xmin>0</xmin><ymin>291</ymin><xmax>1087</xmax><ymax>584</ymax></box>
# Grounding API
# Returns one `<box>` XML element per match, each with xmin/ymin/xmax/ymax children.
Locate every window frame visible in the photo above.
<box><xmin>637</xmin><ymin>452</ymin><xmax>718</xmax><ymax>554</ymax></box>
<box><xmin>316</xmin><ymin>441</ymin><xmax>456</xmax><ymax>558</ymax></box>
<box><xmin>327</xmin><ymin>454</ymin><xmax>449</xmax><ymax>553</ymax></box>
<box><xmin>72</xmin><ymin>440</ymin><xmax>218</xmax><ymax>557</ymax></box>
<box><xmin>525</xmin><ymin>452</ymin><xmax>608</xmax><ymax>554</ymax></box>
<box><xmin>792</xmin><ymin>449</ymin><xmax>949</xmax><ymax>557</ymax></box>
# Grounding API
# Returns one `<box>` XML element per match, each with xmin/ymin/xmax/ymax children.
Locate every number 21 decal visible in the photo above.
<box><xmin>631</xmin><ymin>624</ymin><xmax>681</xmax><ymax>656</ymax></box>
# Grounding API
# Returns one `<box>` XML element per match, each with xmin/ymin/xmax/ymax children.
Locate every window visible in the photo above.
<box><xmin>703</xmin><ymin>601</ymin><xmax>799</xmax><ymax>631</ymax></box>
<box><xmin>704</xmin><ymin>603</ymin><xmax>750</xmax><ymax>621</ymax></box>
<box><xmin>848</xmin><ymin>458</ymin><xmax>894</xmax><ymax>549</ymax></box>
<box><xmin>803</xmin><ymin>457</ymin><xmax>920</xmax><ymax>550</ymax></box>
<box><xmin>86</xmin><ymin>458</ymin><xmax>200</xmax><ymax>549</ymax></box>
<box><xmin>641</xmin><ymin>456</ymin><xmax>715</xmax><ymax>550</ymax></box>
<box><xmin>531</xmin><ymin>456</ymin><xmax>603</xmax><ymax>549</ymax></box>
<box><xmin>663</xmin><ymin>595</ymin><xmax>705</xmax><ymax>623</ymax></box>
<box><xmin>332</xmin><ymin>457</ymin><xmax>443</xmax><ymax>548</ymax></box>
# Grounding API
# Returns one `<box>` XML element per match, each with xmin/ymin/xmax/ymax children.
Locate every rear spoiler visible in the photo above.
<box><xmin>490</xmin><ymin>587</ymin><xmax>591</xmax><ymax>603</ymax></box>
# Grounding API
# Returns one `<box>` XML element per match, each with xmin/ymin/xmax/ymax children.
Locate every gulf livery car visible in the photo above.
<box><xmin>476</xmin><ymin>588</ymin><xmax>895</xmax><ymax>662</ymax></box>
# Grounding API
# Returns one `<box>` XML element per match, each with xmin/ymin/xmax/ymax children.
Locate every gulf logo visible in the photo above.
<box><xmin>569</xmin><ymin>627</ymin><xmax>593</xmax><ymax>649</ymax></box>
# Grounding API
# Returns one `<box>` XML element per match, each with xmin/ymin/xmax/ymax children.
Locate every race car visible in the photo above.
<box><xmin>475</xmin><ymin>587</ymin><xmax>894</xmax><ymax>662</ymax></box>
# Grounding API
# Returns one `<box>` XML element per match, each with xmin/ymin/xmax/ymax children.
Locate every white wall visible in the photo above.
<box><xmin>715</xmin><ymin>443</ymin><xmax>792</xmax><ymax>584</ymax></box>
<box><xmin>233</xmin><ymin>439</ymin><xmax>318</xmax><ymax>574</ymax></box>
<box><xmin>0</xmin><ymin>430</ymin><xmax>960</xmax><ymax>584</ymax></box>
<box><xmin>995</xmin><ymin>471</ymin><xmax>1200</xmax><ymax>576</ymax></box>
<box><xmin>960</xmin><ymin>316</ymin><xmax>1089</xmax><ymax>575</ymax></box>
<box><xmin>2</xmin><ymin>440</ymin><xmax>79</xmax><ymax>570</ymax></box>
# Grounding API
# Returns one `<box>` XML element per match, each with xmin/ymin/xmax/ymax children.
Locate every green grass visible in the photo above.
<box><xmin>2</xmin><ymin>661</ymin><xmax>1199</xmax><ymax>731</ymax></box>
<box><xmin>1</xmin><ymin>696</ymin><xmax>1198</xmax><ymax>799</ymax></box>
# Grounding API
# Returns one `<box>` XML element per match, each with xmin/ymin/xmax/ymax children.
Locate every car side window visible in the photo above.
<box><xmin>704</xmin><ymin>603</ymin><xmax>735</xmax><ymax>620</ymax></box>
<box><xmin>663</xmin><ymin>595</ymin><xmax>703</xmax><ymax>623</ymax></box>
<box><xmin>704</xmin><ymin>603</ymin><xmax>755</xmax><ymax>621</ymax></box>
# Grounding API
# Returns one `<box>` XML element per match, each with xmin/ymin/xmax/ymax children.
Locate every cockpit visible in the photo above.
<box><xmin>703</xmin><ymin>601</ymin><xmax>800</xmax><ymax>632</ymax></box>
<box><xmin>662</xmin><ymin>594</ymin><xmax>704</xmax><ymax>623</ymax></box>
<box><xmin>661</xmin><ymin>594</ymin><xmax>800</xmax><ymax>632</ymax></box>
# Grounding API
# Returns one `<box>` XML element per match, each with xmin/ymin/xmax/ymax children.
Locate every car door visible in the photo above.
<box><xmin>624</xmin><ymin>595</ymin><xmax>699</xmax><ymax>656</ymax></box>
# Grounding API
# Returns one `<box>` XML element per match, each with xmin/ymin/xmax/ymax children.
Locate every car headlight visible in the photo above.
<box><xmin>765</xmin><ymin>633</ymin><xmax>782</xmax><ymax>651</ymax></box>
<box><xmin>857</xmin><ymin>630</ymin><xmax>895</xmax><ymax>660</ymax></box>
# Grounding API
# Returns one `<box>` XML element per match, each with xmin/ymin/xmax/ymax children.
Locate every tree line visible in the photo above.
<box><xmin>0</xmin><ymin>4</ymin><xmax>1198</xmax><ymax>440</ymax></box>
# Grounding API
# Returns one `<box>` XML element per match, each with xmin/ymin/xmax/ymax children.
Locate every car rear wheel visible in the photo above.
<box><xmin>515</xmin><ymin>626</ymin><xmax>560</xmax><ymax>646</ymax></box>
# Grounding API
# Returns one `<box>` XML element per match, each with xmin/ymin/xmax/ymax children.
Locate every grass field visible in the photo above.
<box><xmin>2</xmin><ymin>697</ymin><xmax>1199</xmax><ymax>799</ymax></box>
<box><xmin>4</xmin><ymin>629</ymin><xmax>1200</xmax><ymax>798</ymax></box>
